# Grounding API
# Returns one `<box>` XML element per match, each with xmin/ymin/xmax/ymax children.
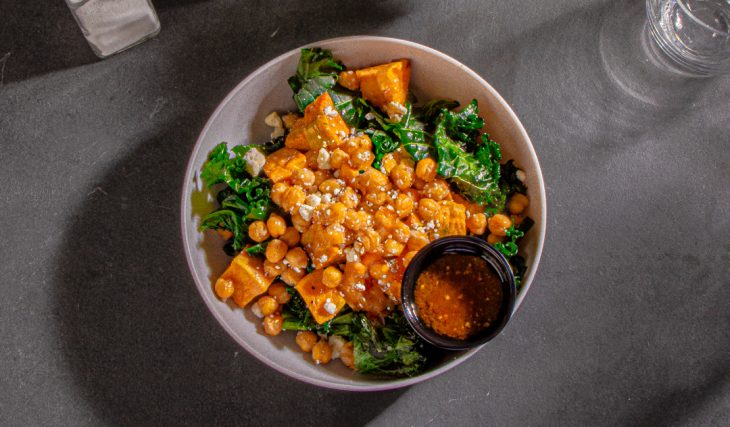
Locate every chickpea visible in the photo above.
<box><xmin>407</xmin><ymin>231</ymin><xmax>430</xmax><ymax>252</ymax></box>
<box><xmin>350</xmin><ymin>149</ymin><xmax>374</xmax><ymax>169</ymax></box>
<box><xmin>292</xmin><ymin>168</ymin><xmax>315</xmax><ymax>186</ymax></box>
<box><xmin>422</xmin><ymin>179</ymin><xmax>451</xmax><ymax>201</ymax></box>
<box><xmin>270</xmin><ymin>181</ymin><xmax>289</xmax><ymax>206</ymax></box>
<box><xmin>413</xmin><ymin>177</ymin><xmax>427</xmax><ymax>190</ymax></box>
<box><xmin>340</xmin><ymin>342</ymin><xmax>355</xmax><ymax>369</ymax></box>
<box><xmin>508</xmin><ymin>193</ymin><xmax>529</xmax><ymax>215</ymax></box>
<box><xmin>390</xmin><ymin>164</ymin><xmax>415</xmax><ymax>190</ymax></box>
<box><xmin>285</xmin><ymin>247</ymin><xmax>309</xmax><ymax>270</ymax></box>
<box><xmin>300</xmin><ymin>226</ymin><xmax>316</xmax><ymax>246</ymax></box>
<box><xmin>313</xmin><ymin>170</ymin><xmax>333</xmax><ymax>187</ymax></box>
<box><xmin>364</xmin><ymin>191</ymin><xmax>388</xmax><ymax>207</ymax></box>
<box><xmin>340</xmin><ymin>187</ymin><xmax>359</xmax><ymax>209</ymax></box>
<box><xmin>291</xmin><ymin>210</ymin><xmax>310</xmax><ymax>233</ymax></box>
<box><xmin>319</xmin><ymin>178</ymin><xmax>345</xmax><ymax>195</ymax></box>
<box><xmin>380</xmin><ymin>153</ymin><xmax>398</xmax><ymax>175</ymax></box>
<box><xmin>359</xmin><ymin>169</ymin><xmax>389</xmax><ymax>194</ymax></box>
<box><xmin>487</xmin><ymin>233</ymin><xmax>506</xmax><ymax>245</ymax></box>
<box><xmin>257</xmin><ymin>296</ymin><xmax>279</xmax><ymax>316</ymax></box>
<box><xmin>248</xmin><ymin>221</ymin><xmax>269</xmax><ymax>242</ymax></box>
<box><xmin>264</xmin><ymin>259</ymin><xmax>285</xmax><ymax>278</ymax></box>
<box><xmin>466</xmin><ymin>212</ymin><xmax>488</xmax><ymax>235</ymax></box>
<box><xmin>280</xmin><ymin>267</ymin><xmax>305</xmax><ymax>286</ymax></box>
<box><xmin>329</xmin><ymin>202</ymin><xmax>348</xmax><ymax>224</ymax></box>
<box><xmin>374</xmin><ymin>207</ymin><xmax>397</xmax><ymax>229</ymax></box>
<box><xmin>417</xmin><ymin>198</ymin><xmax>440</xmax><ymax>222</ymax></box>
<box><xmin>265</xmin><ymin>239</ymin><xmax>288</xmax><ymax>263</ymax></box>
<box><xmin>403</xmin><ymin>250</ymin><xmax>418</xmax><ymax>267</ymax></box>
<box><xmin>344</xmin><ymin>210</ymin><xmax>369</xmax><ymax>231</ymax></box>
<box><xmin>392</xmin><ymin>221</ymin><xmax>411</xmax><ymax>243</ymax></box>
<box><xmin>394</xmin><ymin>193</ymin><xmax>415</xmax><ymax>218</ymax></box>
<box><xmin>369</xmin><ymin>260</ymin><xmax>389</xmax><ymax>280</ymax></box>
<box><xmin>325</xmin><ymin>224</ymin><xmax>346</xmax><ymax>246</ymax></box>
<box><xmin>295</xmin><ymin>331</ymin><xmax>318</xmax><ymax>352</ymax></box>
<box><xmin>311</xmin><ymin>340</ymin><xmax>333</xmax><ymax>365</ymax></box>
<box><xmin>488</xmin><ymin>214</ymin><xmax>512</xmax><ymax>236</ymax></box>
<box><xmin>338</xmin><ymin>164</ymin><xmax>360</xmax><ymax>185</ymax></box>
<box><xmin>266</xmin><ymin>214</ymin><xmax>286</xmax><ymax>238</ymax></box>
<box><xmin>384</xmin><ymin>239</ymin><xmax>405</xmax><ymax>257</ymax></box>
<box><xmin>330</xmin><ymin>148</ymin><xmax>350</xmax><ymax>169</ymax></box>
<box><xmin>415</xmin><ymin>158</ymin><xmax>438</xmax><ymax>182</ymax></box>
<box><xmin>358</xmin><ymin>229</ymin><xmax>382</xmax><ymax>254</ymax></box>
<box><xmin>280</xmin><ymin>227</ymin><xmax>300</xmax><ymax>247</ymax></box>
<box><xmin>280</xmin><ymin>186</ymin><xmax>306</xmax><ymax>213</ymax></box>
<box><xmin>267</xmin><ymin>282</ymin><xmax>291</xmax><ymax>304</ymax></box>
<box><xmin>322</xmin><ymin>266</ymin><xmax>343</xmax><ymax>288</ymax></box>
<box><xmin>262</xmin><ymin>314</ymin><xmax>283</xmax><ymax>336</ymax></box>
<box><xmin>214</xmin><ymin>278</ymin><xmax>234</xmax><ymax>300</ymax></box>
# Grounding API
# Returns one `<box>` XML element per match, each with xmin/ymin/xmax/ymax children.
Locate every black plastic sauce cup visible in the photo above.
<box><xmin>401</xmin><ymin>236</ymin><xmax>517</xmax><ymax>350</ymax></box>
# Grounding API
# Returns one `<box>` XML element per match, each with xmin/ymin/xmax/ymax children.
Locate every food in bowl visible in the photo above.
<box><xmin>197</xmin><ymin>47</ymin><xmax>533</xmax><ymax>377</ymax></box>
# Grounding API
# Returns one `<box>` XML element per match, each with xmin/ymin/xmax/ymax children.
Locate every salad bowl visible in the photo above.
<box><xmin>181</xmin><ymin>36</ymin><xmax>546</xmax><ymax>391</ymax></box>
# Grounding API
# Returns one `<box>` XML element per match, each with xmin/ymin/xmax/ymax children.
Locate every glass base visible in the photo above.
<box><xmin>66</xmin><ymin>0</ymin><xmax>161</xmax><ymax>58</ymax></box>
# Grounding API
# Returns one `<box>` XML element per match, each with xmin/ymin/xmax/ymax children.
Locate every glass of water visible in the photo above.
<box><xmin>646</xmin><ymin>0</ymin><xmax>730</xmax><ymax>76</ymax></box>
<box><xmin>65</xmin><ymin>0</ymin><xmax>161</xmax><ymax>58</ymax></box>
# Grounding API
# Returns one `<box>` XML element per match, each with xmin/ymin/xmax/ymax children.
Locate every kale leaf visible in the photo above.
<box><xmin>350</xmin><ymin>312</ymin><xmax>427</xmax><ymax>377</ymax></box>
<box><xmin>288</xmin><ymin>48</ymin><xmax>343</xmax><ymax>112</ymax></box>
<box><xmin>414</xmin><ymin>98</ymin><xmax>460</xmax><ymax>125</ymax></box>
<box><xmin>199</xmin><ymin>142</ymin><xmax>271</xmax><ymax>252</ymax></box>
<box><xmin>365</xmin><ymin>129</ymin><xmax>399</xmax><ymax>170</ymax></box>
<box><xmin>437</xmin><ymin>99</ymin><xmax>484</xmax><ymax>151</ymax></box>
<box><xmin>499</xmin><ymin>159</ymin><xmax>528</xmax><ymax>197</ymax></box>
<box><xmin>433</xmin><ymin>124</ymin><xmax>504</xmax><ymax>211</ymax></box>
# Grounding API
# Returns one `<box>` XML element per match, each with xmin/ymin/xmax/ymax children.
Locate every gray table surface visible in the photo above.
<box><xmin>1</xmin><ymin>0</ymin><xmax>728</xmax><ymax>425</ymax></box>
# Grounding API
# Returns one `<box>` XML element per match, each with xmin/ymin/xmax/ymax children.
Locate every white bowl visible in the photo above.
<box><xmin>181</xmin><ymin>36</ymin><xmax>546</xmax><ymax>391</ymax></box>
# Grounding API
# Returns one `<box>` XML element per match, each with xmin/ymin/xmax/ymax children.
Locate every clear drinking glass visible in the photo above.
<box><xmin>646</xmin><ymin>0</ymin><xmax>730</xmax><ymax>76</ymax></box>
<box><xmin>65</xmin><ymin>0</ymin><xmax>161</xmax><ymax>58</ymax></box>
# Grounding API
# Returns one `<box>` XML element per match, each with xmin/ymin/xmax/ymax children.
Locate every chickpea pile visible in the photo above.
<box><xmin>242</xmin><ymin>98</ymin><xmax>529</xmax><ymax>369</ymax></box>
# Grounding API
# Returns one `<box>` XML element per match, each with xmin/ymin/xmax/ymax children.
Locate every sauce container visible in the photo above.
<box><xmin>401</xmin><ymin>236</ymin><xmax>516</xmax><ymax>350</ymax></box>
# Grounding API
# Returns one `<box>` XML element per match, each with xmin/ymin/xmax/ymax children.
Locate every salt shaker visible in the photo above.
<box><xmin>65</xmin><ymin>0</ymin><xmax>161</xmax><ymax>58</ymax></box>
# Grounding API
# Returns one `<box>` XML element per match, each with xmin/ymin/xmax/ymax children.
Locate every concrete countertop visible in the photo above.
<box><xmin>1</xmin><ymin>0</ymin><xmax>728</xmax><ymax>425</ymax></box>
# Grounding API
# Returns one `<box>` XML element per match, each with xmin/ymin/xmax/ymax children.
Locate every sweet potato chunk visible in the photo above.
<box><xmin>286</xmin><ymin>92</ymin><xmax>349</xmax><ymax>152</ymax></box>
<box><xmin>439</xmin><ymin>201</ymin><xmax>467</xmax><ymax>236</ymax></box>
<box><xmin>295</xmin><ymin>270</ymin><xmax>347</xmax><ymax>324</ymax></box>
<box><xmin>354</xmin><ymin>59</ymin><xmax>411</xmax><ymax>119</ymax></box>
<box><xmin>217</xmin><ymin>251</ymin><xmax>275</xmax><ymax>308</ymax></box>
<box><xmin>263</xmin><ymin>147</ymin><xmax>307</xmax><ymax>183</ymax></box>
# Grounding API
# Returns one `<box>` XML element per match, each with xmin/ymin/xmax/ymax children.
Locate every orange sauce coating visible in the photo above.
<box><xmin>414</xmin><ymin>254</ymin><xmax>503</xmax><ymax>340</ymax></box>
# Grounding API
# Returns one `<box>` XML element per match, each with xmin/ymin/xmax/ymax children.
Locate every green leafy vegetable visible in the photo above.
<box><xmin>499</xmin><ymin>160</ymin><xmax>528</xmax><ymax>196</ymax></box>
<box><xmin>245</xmin><ymin>241</ymin><xmax>269</xmax><ymax>257</ymax></box>
<box><xmin>199</xmin><ymin>142</ymin><xmax>272</xmax><ymax>252</ymax></box>
<box><xmin>365</xmin><ymin>129</ymin><xmax>399</xmax><ymax>169</ymax></box>
<box><xmin>288</xmin><ymin>48</ymin><xmax>343</xmax><ymax>112</ymax></box>
<box><xmin>350</xmin><ymin>312</ymin><xmax>426</xmax><ymax>377</ymax></box>
<box><xmin>437</xmin><ymin>99</ymin><xmax>484</xmax><ymax>151</ymax></box>
<box><xmin>492</xmin><ymin>218</ymin><xmax>533</xmax><ymax>289</ymax></box>
<box><xmin>492</xmin><ymin>226</ymin><xmax>524</xmax><ymax>258</ymax></box>
<box><xmin>414</xmin><ymin>98</ymin><xmax>460</xmax><ymax>124</ymax></box>
<box><xmin>433</xmin><ymin>124</ymin><xmax>504</xmax><ymax>211</ymax></box>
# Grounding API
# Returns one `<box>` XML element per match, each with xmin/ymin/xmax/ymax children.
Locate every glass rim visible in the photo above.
<box><xmin>677</xmin><ymin>0</ymin><xmax>730</xmax><ymax>35</ymax></box>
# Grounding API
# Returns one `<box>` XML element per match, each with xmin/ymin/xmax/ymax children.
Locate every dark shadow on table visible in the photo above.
<box><xmin>51</xmin><ymin>1</ymin><xmax>413</xmax><ymax>425</ymax></box>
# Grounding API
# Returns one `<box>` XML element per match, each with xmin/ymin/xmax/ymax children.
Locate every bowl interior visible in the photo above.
<box><xmin>181</xmin><ymin>36</ymin><xmax>546</xmax><ymax>391</ymax></box>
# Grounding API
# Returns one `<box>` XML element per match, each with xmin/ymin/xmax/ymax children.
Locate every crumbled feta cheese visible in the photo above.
<box><xmin>336</xmin><ymin>130</ymin><xmax>347</xmax><ymax>138</ymax></box>
<box><xmin>516</xmin><ymin>169</ymin><xmax>526</xmax><ymax>182</ymax></box>
<box><xmin>321</xmin><ymin>193</ymin><xmax>333</xmax><ymax>204</ymax></box>
<box><xmin>243</xmin><ymin>148</ymin><xmax>266</xmax><ymax>177</ymax></box>
<box><xmin>365</xmin><ymin>112</ymin><xmax>375</xmax><ymax>121</ymax></box>
<box><xmin>345</xmin><ymin>246</ymin><xmax>360</xmax><ymax>262</ymax></box>
<box><xmin>354</xmin><ymin>282</ymin><xmax>366</xmax><ymax>291</ymax></box>
<box><xmin>323</xmin><ymin>106</ymin><xmax>338</xmax><ymax>117</ymax></box>
<box><xmin>251</xmin><ymin>303</ymin><xmax>264</xmax><ymax>318</ymax></box>
<box><xmin>389</xmin><ymin>102</ymin><xmax>408</xmax><ymax>115</ymax></box>
<box><xmin>298</xmin><ymin>204</ymin><xmax>314</xmax><ymax>221</ymax></box>
<box><xmin>317</xmin><ymin>147</ymin><xmax>331</xmax><ymax>170</ymax></box>
<box><xmin>319</xmin><ymin>255</ymin><xmax>329</xmax><ymax>263</ymax></box>
<box><xmin>328</xmin><ymin>335</ymin><xmax>346</xmax><ymax>359</ymax></box>
<box><xmin>305</xmin><ymin>194</ymin><xmax>322</xmax><ymax>208</ymax></box>
<box><xmin>323</xmin><ymin>298</ymin><xmax>337</xmax><ymax>314</ymax></box>
<box><xmin>264</xmin><ymin>111</ymin><xmax>285</xmax><ymax>138</ymax></box>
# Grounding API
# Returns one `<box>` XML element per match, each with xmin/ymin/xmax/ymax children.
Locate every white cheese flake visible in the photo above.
<box><xmin>243</xmin><ymin>148</ymin><xmax>266</xmax><ymax>177</ymax></box>
<box><xmin>305</xmin><ymin>194</ymin><xmax>322</xmax><ymax>208</ymax></box>
<box><xmin>298</xmin><ymin>204</ymin><xmax>314</xmax><ymax>222</ymax></box>
<box><xmin>323</xmin><ymin>298</ymin><xmax>337</xmax><ymax>314</ymax></box>
<box><xmin>317</xmin><ymin>147</ymin><xmax>331</xmax><ymax>170</ymax></box>
<box><xmin>251</xmin><ymin>304</ymin><xmax>264</xmax><ymax>318</ymax></box>
<box><xmin>323</xmin><ymin>106</ymin><xmax>338</xmax><ymax>117</ymax></box>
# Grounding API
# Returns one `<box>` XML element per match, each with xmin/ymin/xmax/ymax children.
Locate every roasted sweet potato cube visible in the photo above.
<box><xmin>297</xmin><ymin>92</ymin><xmax>350</xmax><ymax>151</ymax></box>
<box><xmin>217</xmin><ymin>251</ymin><xmax>275</xmax><ymax>308</ymax></box>
<box><xmin>295</xmin><ymin>270</ymin><xmax>347</xmax><ymax>324</ymax></box>
<box><xmin>263</xmin><ymin>147</ymin><xmax>306</xmax><ymax>183</ymax></box>
<box><xmin>284</xmin><ymin>118</ymin><xmax>309</xmax><ymax>151</ymax></box>
<box><xmin>355</xmin><ymin>59</ymin><xmax>411</xmax><ymax>119</ymax></box>
<box><xmin>338</xmin><ymin>70</ymin><xmax>360</xmax><ymax>90</ymax></box>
